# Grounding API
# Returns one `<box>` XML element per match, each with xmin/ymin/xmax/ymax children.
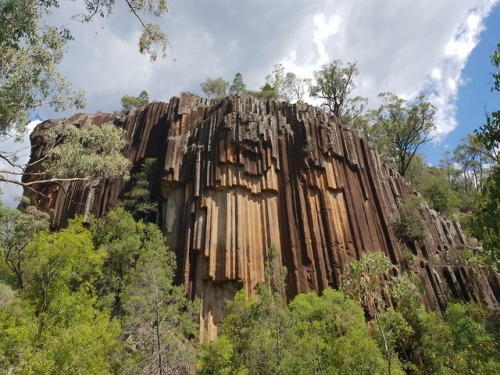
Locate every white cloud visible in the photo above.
<box><xmin>313</xmin><ymin>13</ymin><xmax>342</xmax><ymax>65</ymax></box>
<box><xmin>420</xmin><ymin>2</ymin><xmax>498</xmax><ymax>139</ymax></box>
<box><xmin>31</xmin><ymin>1</ymin><xmax>500</xmax><ymax>140</ymax></box>
<box><xmin>4</xmin><ymin>0</ymin><xmax>500</xmax><ymax>204</ymax></box>
<box><xmin>432</xmin><ymin>68</ymin><xmax>442</xmax><ymax>80</ymax></box>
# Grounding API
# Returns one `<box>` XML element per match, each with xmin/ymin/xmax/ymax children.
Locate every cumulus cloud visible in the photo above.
<box><xmin>421</xmin><ymin>4</ymin><xmax>496</xmax><ymax>140</ymax></box>
<box><xmin>36</xmin><ymin>0</ymin><xmax>500</xmax><ymax>140</ymax></box>
<box><xmin>3</xmin><ymin>0</ymin><xmax>499</xmax><ymax>204</ymax></box>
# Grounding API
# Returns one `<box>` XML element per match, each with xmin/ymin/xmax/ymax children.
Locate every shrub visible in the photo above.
<box><xmin>392</xmin><ymin>196</ymin><xmax>428</xmax><ymax>245</ymax></box>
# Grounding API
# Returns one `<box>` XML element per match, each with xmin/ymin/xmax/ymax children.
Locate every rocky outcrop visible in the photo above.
<box><xmin>25</xmin><ymin>93</ymin><xmax>500</xmax><ymax>338</ymax></box>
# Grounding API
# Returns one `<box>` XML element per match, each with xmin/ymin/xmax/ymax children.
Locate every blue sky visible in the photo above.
<box><xmin>423</xmin><ymin>4</ymin><xmax>499</xmax><ymax>165</ymax></box>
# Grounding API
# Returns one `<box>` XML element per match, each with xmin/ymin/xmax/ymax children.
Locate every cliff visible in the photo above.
<box><xmin>24</xmin><ymin>93</ymin><xmax>500</xmax><ymax>338</ymax></box>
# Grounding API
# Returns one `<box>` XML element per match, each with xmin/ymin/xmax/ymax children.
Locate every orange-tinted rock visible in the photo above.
<box><xmin>24</xmin><ymin>93</ymin><xmax>500</xmax><ymax>339</ymax></box>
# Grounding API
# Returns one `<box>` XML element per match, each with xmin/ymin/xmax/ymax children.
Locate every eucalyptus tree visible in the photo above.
<box><xmin>309</xmin><ymin>60</ymin><xmax>367</xmax><ymax>123</ymax></box>
<box><xmin>368</xmin><ymin>93</ymin><xmax>436</xmax><ymax>177</ymax></box>
<box><xmin>468</xmin><ymin>43</ymin><xmax>500</xmax><ymax>263</ymax></box>
<box><xmin>0</xmin><ymin>220</ymin><xmax>122</xmax><ymax>374</ymax></box>
<box><xmin>283</xmin><ymin>72</ymin><xmax>311</xmax><ymax>103</ymax></box>
<box><xmin>1</xmin><ymin>0</ymin><xmax>168</xmax><ymax>191</ymax></box>
<box><xmin>201</xmin><ymin>77</ymin><xmax>230</xmax><ymax>99</ymax></box>
<box><xmin>120</xmin><ymin>90</ymin><xmax>150</xmax><ymax>114</ymax></box>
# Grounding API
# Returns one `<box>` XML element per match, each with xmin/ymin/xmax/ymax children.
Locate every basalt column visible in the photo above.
<box><xmin>24</xmin><ymin>93</ymin><xmax>500</xmax><ymax>339</ymax></box>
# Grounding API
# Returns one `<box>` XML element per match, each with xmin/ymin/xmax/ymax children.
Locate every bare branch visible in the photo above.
<box><xmin>124</xmin><ymin>0</ymin><xmax>148</xmax><ymax>29</ymax></box>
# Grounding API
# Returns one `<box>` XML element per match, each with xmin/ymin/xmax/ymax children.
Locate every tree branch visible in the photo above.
<box><xmin>124</xmin><ymin>0</ymin><xmax>148</xmax><ymax>29</ymax></box>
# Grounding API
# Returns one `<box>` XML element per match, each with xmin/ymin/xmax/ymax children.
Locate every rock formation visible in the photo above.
<box><xmin>24</xmin><ymin>93</ymin><xmax>500</xmax><ymax>338</ymax></box>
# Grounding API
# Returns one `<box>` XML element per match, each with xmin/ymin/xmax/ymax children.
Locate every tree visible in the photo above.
<box><xmin>1</xmin><ymin>0</ymin><xmax>167</xmax><ymax>192</ymax></box>
<box><xmin>43</xmin><ymin>122</ymin><xmax>130</xmax><ymax>179</ymax></box>
<box><xmin>229</xmin><ymin>72</ymin><xmax>247</xmax><ymax>95</ymax></box>
<box><xmin>0</xmin><ymin>219</ymin><xmax>122</xmax><ymax>374</ymax></box>
<box><xmin>92</xmin><ymin>207</ymin><xmax>161</xmax><ymax>316</ymax></box>
<box><xmin>369</xmin><ymin>92</ymin><xmax>436</xmax><ymax>177</ymax></box>
<box><xmin>342</xmin><ymin>252</ymin><xmax>417</xmax><ymax>375</ymax></box>
<box><xmin>0</xmin><ymin>0</ymin><xmax>84</xmax><ymax>139</ymax></box>
<box><xmin>418</xmin><ymin>168</ymin><xmax>459</xmax><ymax>215</ymax></box>
<box><xmin>452</xmin><ymin>133</ymin><xmax>492</xmax><ymax>197</ymax></box>
<box><xmin>405</xmin><ymin>160</ymin><xmax>459</xmax><ymax>216</ymax></box>
<box><xmin>209</xmin><ymin>245</ymin><xmax>292</xmax><ymax>375</ymax></box>
<box><xmin>256</xmin><ymin>65</ymin><xmax>310</xmax><ymax>103</ymax></box>
<box><xmin>0</xmin><ymin>201</ymin><xmax>49</xmax><ymax>289</ymax></box>
<box><xmin>309</xmin><ymin>60</ymin><xmax>367</xmax><ymax>122</ymax></box>
<box><xmin>201</xmin><ymin>77</ymin><xmax>230</xmax><ymax>99</ymax></box>
<box><xmin>66</xmin><ymin>0</ymin><xmax>169</xmax><ymax>62</ymax></box>
<box><xmin>91</xmin><ymin>208</ymin><xmax>199</xmax><ymax>373</ymax></box>
<box><xmin>198</xmin><ymin>335</ymin><xmax>244</xmax><ymax>375</ymax></box>
<box><xmin>392</xmin><ymin>196</ymin><xmax>428</xmax><ymax>246</ymax></box>
<box><xmin>120</xmin><ymin>90</ymin><xmax>150</xmax><ymax>114</ymax></box>
<box><xmin>262</xmin><ymin>64</ymin><xmax>287</xmax><ymax>101</ymax></box>
<box><xmin>282</xmin><ymin>72</ymin><xmax>311</xmax><ymax>103</ymax></box>
<box><xmin>286</xmin><ymin>289</ymin><xmax>392</xmax><ymax>375</ymax></box>
<box><xmin>1</xmin><ymin>0</ymin><xmax>168</xmax><ymax>136</ymax></box>
<box><xmin>121</xmin><ymin>245</ymin><xmax>199</xmax><ymax>374</ymax></box>
<box><xmin>492</xmin><ymin>43</ymin><xmax>500</xmax><ymax>92</ymax></box>
<box><xmin>1</xmin><ymin>120</ymin><xmax>131</xmax><ymax>193</ymax></box>
<box><xmin>122</xmin><ymin>158</ymin><xmax>160</xmax><ymax>222</ymax></box>
<box><xmin>467</xmin><ymin>43</ymin><xmax>500</xmax><ymax>263</ymax></box>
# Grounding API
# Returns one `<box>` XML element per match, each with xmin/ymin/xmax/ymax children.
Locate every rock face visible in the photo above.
<box><xmin>25</xmin><ymin>93</ymin><xmax>500</xmax><ymax>338</ymax></box>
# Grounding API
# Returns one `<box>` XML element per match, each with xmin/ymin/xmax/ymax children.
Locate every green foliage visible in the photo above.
<box><xmin>368</xmin><ymin>93</ymin><xmax>436</xmax><ymax>176</ymax></box>
<box><xmin>452</xmin><ymin>133</ymin><xmax>493</xmax><ymax>205</ymax></box>
<box><xmin>120</xmin><ymin>90</ymin><xmax>150</xmax><ymax>114</ymax></box>
<box><xmin>92</xmin><ymin>207</ymin><xmax>163</xmax><ymax>315</ymax></box>
<box><xmin>122</xmin><ymin>158</ymin><xmax>160</xmax><ymax>222</ymax></box>
<box><xmin>229</xmin><ymin>72</ymin><xmax>247</xmax><ymax>95</ymax></box>
<box><xmin>0</xmin><ymin>281</ymin><xmax>14</xmax><ymax>307</ymax></box>
<box><xmin>282</xmin><ymin>72</ymin><xmax>311</xmax><ymax>103</ymax></box>
<box><xmin>1</xmin><ymin>0</ymin><xmax>167</xmax><ymax>134</ymax></box>
<box><xmin>43</xmin><ymin>121</ymin><xmax>130</xmax><ymax>180</ymax></box>
<box><xmin>466</xmin><ymin>44</ymin><xmax>500</xmax><ymax>264</ymax></box>
<box><xmin>204</xmin><ymin>287</ymin><xmax>395</xmax><ymax>375</ymax></box>
<box><xmin>202</xmin><ymin>246</ymin><xmax>291</xmax><ymax>375</ymax></box>
<box><xmin>416</xmin><ymin>303</ymin><xmax>500</xmax><ymax>374</ymax></box>
<box><xmin>263</xmin><ymin>64</ymin><xmax>287</xmax><ymax>101</ymax></box>
<box><xmin>0</xmin><ymin>0</ymin><xmax>84</xmax><ymax>138</ymax></box>
<box><xmin>0</xmin><ymin>202</ymin><xmax>49</xmax><ymax>289</ymax></box>
<box><xmin>443</xmin><ymin>303</ymin><xmax>500</xmax><ymax>374</ymax></box>
<box><xmin>201</xmin><ymin>77</ymin><xmax>230</xmax><ymax>99</ymax></box>
<box><xmin>492</xmin><ymin>43</ymin><xmax>500</xmax><ymax>92</ymax></box>
<box><xmin>121</xmin><ymin>247</ymin><xmax>199</xmax><ymax>374</ymax></box>
<box><xmin>0</xmin><ymin>205</ymin><xmax>201</xmax><ymax>374</ymax></box>
<box><xmin>287</xmin><ymin>289</ymin><xmax>392</xmax><ymax>375</ymax></box>
<box><xmin>341</xmin><ymin>252</ymin><xmax>393</xmax><ymax>314</ymax></box>
<box><xmin>407</xmin><ymin>161</ymin><xmax>459</xmax><ymax>216</ymax></box>
<box><xmin>0</xmin><ymin>219</ymin><xmax>122</xmax><ymax>374</ymax></box>
<box><xmin>1</xmin><ymin>0</ymin><xmax>167</xmax><ymax>190</ymax></box>
<box><xmin>260</xmin><ymin>64</ymin><xmax>310</xmax><ymax>103</ymax></box>
<box><xmin>309</xmin><ymin>60</ymin><xmax>367</xmax><ymax>121</ymax></box>
<box><xmin>342</xmin><ymin>252</ymin><xmax>419</xmax><ymax>375</ymax></box>
<box><xmin>74</xmin><ymin>0</ymin><xmax>169</xmax><ymax>61</ymax></box>
<box><xmin>370</xmin><ymin>287</ymin><xmax>500</xmax><ymax>375</ymax></box>
<box><xmin>392</xmin><ymin>196</ymin><xmax>428</xmax><ymax>245</ymax></box>
<box><xmin>22</xmin><ymin>219</ymin><xmax>105</xmax><ymax>309</ymax></box>
<box><xmin>199</xmin><ymin>335</ymin><xmax>247</xmax><ymax>375</ymax></box>
<box><xmin>92</xmin><ymin>207</ymin><xmax>199</xmax><ymax>373</ymax></box>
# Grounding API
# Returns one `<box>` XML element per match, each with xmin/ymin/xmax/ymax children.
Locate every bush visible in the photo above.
<box><xmin>393</xmin><ymin>196</ymin><xmax>428</xmax><ymax>245</ymax></box>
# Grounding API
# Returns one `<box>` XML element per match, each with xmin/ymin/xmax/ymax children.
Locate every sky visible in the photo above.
<box><xmin>1</xmin><ymin>0</ymin><xmax>500</xmax><ymax>204</ymax></box>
